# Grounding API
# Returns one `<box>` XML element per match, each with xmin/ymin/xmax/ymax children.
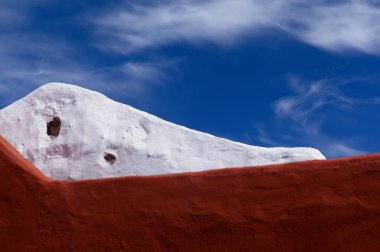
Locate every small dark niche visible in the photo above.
<box><xmin>47</xmin><ymin>117</ymin><xmax>61</xmax><ymax>137</ymax></box>
<box><xmin>104</xmin><ymin>153</ymin><xmax>117</xmax><ymax>164</ymax></box>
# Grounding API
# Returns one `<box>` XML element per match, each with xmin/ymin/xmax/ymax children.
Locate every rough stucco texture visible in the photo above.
<box><xmin>1</xmin><ymin>135</ymin><xmax>380</xmax><ymax>252</ymax></box>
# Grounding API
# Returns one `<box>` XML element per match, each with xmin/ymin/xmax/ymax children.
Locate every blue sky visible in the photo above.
<box><xmin>1</xmin><ymin>0</ymin><xmax>380</xmax><ymax>158</ymax></box>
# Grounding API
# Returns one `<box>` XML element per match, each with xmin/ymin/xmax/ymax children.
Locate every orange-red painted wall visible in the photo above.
<box><xmin>1</xmin><ymin>136</ymin><xmax>380</xmax><ymax>251</ymax></box>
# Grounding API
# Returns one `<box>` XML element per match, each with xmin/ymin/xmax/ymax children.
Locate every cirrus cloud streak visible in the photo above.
<box><xmin>94</xmin><ymin>0</ymin><xmax>380</xmax><ymax>54</ymax></box>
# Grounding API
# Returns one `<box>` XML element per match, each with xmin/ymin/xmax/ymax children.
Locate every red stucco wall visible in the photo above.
<box><xmin>1</xmin><ymin>136</ymin><xmax>380</xmax><ymax>251</ymax></box>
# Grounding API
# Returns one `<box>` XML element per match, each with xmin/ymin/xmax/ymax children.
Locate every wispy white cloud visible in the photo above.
<box><xmin>0</xmin><ymin>1</ymin><xmax>30</xmax><ymax>27</ymax></box>
<box><xmin>0</xmin><ymin>37</ymin><xmax>172</xmax><ymax>107</ymax></box>
<box><xmin>93</xmin><ymin>0</ymin><xmax>380</xmax><ymax>54</ymax></box>
<box><xmin>0</xmin><ymin>7</ymin><xmax>23</xmax><ymax>27</ymax></box>
<box><xmin>0</xmin><ymin>3</ymin><xmax>174</xmax><ymax>108</ymax></box>
<box><xmin>93</xmin><ymin>0</ymin><xmax>284</xmax><ymax>52</ymax></box>
<box><xmin>0</xmin><ymin>0</ymin><xmax>49</xmax><ymax>28</ymax></box>
<box><xmin>254</xmin><ymin>76</ymin><xmax>380</xmax><ymax>157</ymax></box>
<box><xmin>324</xmin><ymin>143</ymin><xmax>365</xmax><ymax>157</ymax></box>
<box><xmin>293</xmin><ymin>0</ymin><xmax>380</xmax><ymax>54</ymax></box>
<box><xmin>258</xmin><ymin>129</ymin><xmax>365</xmax><ymax>157</ymax></box>
<box><xmin>274</xmin><ymin>77</ymin><xmax>355</xmax><ymax>133</ymax></box>
<box><xmin>253</xmin><ymin>123</ymin><xmax>364</xmax><ymax>158</ymax></box>
<box><xmin>122</xmin><ymin>60</ymin><xmax>177</xmax><ymax>84</ymax></box>
<box><xmin>274</xmin><ymin>76</ymin><xmax>380</xmax><ymax>126</ymax></box>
